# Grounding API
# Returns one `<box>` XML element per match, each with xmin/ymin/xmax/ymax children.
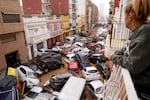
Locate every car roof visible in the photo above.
<box><xmin>77</xmin><ymin>53</ymin><xmax>87</xmax><ymax>57</ymax></box>
<box><xmin>66</xmin><ymin>53</ymin><xmax>75</xmax><ymax>57</ymax></box>
<box><xmin>96</xmin><ymin>41</ymin><xmax>104</xmax><ymax>45</ymax></box>
<box><xmin>53</xmin><ymin>72</ymin><xmax>73</xmax><ymax>79</ymax></box>
<box><xmin>66</xmin><ymin>36</ymin><xmax>75</xmax><ymax>40</ymax></box>
<box><xmin>89</xmin><ymin>80</ymin><xmax>103</xmax><ymax>90</ymax></box>
<box><xmin>39</xmin><ymin>48</ymin><xmax>49</xmax><ymax>51</ymax></box>
<box><xmin>92</xmin><ymin>53</ymin><xmax>103</xmax><ymax>56</ymax></box>
<box><xmin>84</xmin><ymin>66</ymin><xmax>97</xmax><ymax>71</ymax></box>
<box><xmin>30</xmin><ymin>86</ymin><xmax>43</xmax><ymax>93</ymax></box>
<box><xmin>69</xmin><ymin>61</ymin><xmax>78</xmax><ymax>68</ymax></box>
<box><xmin>18</xmin><ymin>65</ymin><xmax>34</xmax><ymax>72</ymax></box>
<box><xmin>58</xmin><ymin>76</ymin><xmax>86</xmax><ymax>100</ymax></box>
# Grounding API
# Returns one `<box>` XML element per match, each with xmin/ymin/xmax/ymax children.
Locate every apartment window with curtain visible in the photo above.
<box><xmin>1</xmin><ymin>12</ymin><xmax>20</xmax><ymax>23</ymax></box>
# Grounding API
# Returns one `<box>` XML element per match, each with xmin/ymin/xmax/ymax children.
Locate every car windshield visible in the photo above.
<box><xmin>28</xmin><ymin>72</ymin><xmax>38</xmax><ymax>78</ymax></box>
<box><xmin>81</xmin><ymin>56</ymin><xmax>89</xmax><ymax>63</ymax></box>
<box><xmin>26</xmin><ymin>91</ymin><xmax>38</xmax><ymax>98</ymax></box>
<box><xmin>57</xmin><ymin>73</ymin><xmax>72</xmax><ymax>79</ymax></box>
<box><xmin>38</xmin><ymin>49</ymin><xmax>42</xmax><ymax>52</ymax></box>
<box><xmin>88</xmin><ymin>70</ymin><xmax>97</xmax><ymax>73</ymax></box>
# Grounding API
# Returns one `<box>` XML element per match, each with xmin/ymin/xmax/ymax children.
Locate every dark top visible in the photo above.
<box><xmin>111</xmin><ymin>24</ymin><xmax>150</xmax><ymax>90</ymax></box>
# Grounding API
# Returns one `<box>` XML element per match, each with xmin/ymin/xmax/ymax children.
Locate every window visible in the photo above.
<box><xmin>20</xmin><ymin>67</ymin><xmax>26</xmax><ymax>74</ymax></box>
<box><xmin>50</xmin><ymin>24</ymin><xmax>54</xmax><ymax>32</ymax></box>
<box><xmin>37</xmin><ymin>42</ymin><xmax>44</xmax><ymax>50</ymax></box>
<box><xmin>88</xmin><ymin>84</ymin><xmax>94</xmax><ymax>92</ymax></box>
<box><xmin>88</xmin><ymin>70</ymin><xmax>97</xmax><ymax>73</ymax></box>
<box><xmin>0</xmin><ymin>33</ymin><xmax>16</xmax><ymax>43</ymax></box>
<box><xmin>1</xmin><ymin>12</ymin><xmax>20</xmax><ymax>23</ymax></box>
<box><xmin>57</xmin><ymin>23</ymin><xmax>61</xmax><ymax>30</ymax></box>
<box><xmin>95</xmin><ymin>87</ymin><xmax>101</xmax><ymax>94</ymax></box>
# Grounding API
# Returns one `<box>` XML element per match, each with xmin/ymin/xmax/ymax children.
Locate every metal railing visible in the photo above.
<box><xmin>110</xmin><ymin>22</ymin><xmax>130</xmax><ymax>49</ymax></box>
<box><xmin>98</xmin><ymin>65</ymin><xmax>138</xmax><ymax>100</ymax></box>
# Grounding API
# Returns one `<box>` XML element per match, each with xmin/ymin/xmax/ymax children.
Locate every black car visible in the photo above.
<box><xmin>35</xmin><ymin>51</ymin><xmax>64</xmax><ymax>72</ymax></box>
<box><xmin>49</xmin><ymin>72</ymin><xmax>80</xmax><ymax>91</ymax></box>
<box><xmin>88</xmin><ymin>54</ymin><xmax>107</xmax><ymax>64</ymax></box>
<box><xmin>39</xmin><ymin>51</ymin><xmax>62</xmax><ymax>61</ymax></box>
<box><xmin>38</xmin><ymin>58</ymin><xmax>64</xmax><ymax>73</ymax></box>
<box><xmin>96</xmin><ymin>63</ymin><xmax>110</xmax><ymax>80</ymax></box>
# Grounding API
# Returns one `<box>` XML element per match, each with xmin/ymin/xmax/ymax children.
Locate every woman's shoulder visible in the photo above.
<box><xmin>139</xmin><ymin>24</ymin><xmax>150</xmax><ymax>38</ymax></box>
<box><xmin>140</xmin><ymin>24</ymin><xmax>150</xmax><ymax>30</ymax></box>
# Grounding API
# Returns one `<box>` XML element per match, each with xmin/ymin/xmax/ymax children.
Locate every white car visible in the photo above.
<box><xmin>73</xmin><ymin>42</ymin><xmax>84</xmax><ymax>48</ymax></box>
<box><xmin>96</xmin><ymin>41</ymin><xmax>105</xmax><ymax>48</ymax></box>
<box><xmin>87</xmin><ymin>80</ymin><xmax>104</xmax><ymax>99</ymax></box>
<box><xmin>51</xmin><ymin>46</ymin><xmax>63</xmax><ymax>52</ymax></box>
<box><xmin>64</xmin><ymin>53</ymin><xmax>75</xmax><ymax>63</ymax></box>
<box><xmin>96</xmin><ymin>28</ymin><xmax>107</xmax><ymax>38</ymax></box>
<box><xmin>65</xmin><ymin>36</ymin><xmax>76</xmax><ymax>44</ymax></box>
<box><xmin>71</xmin><ymin>47</ymin><xmax>82</xmax><ymax>53</ymax></box>
<box><xmin>17</xmin><ymin>65</ymin><xmax>40</xmax><ymax>88</ymax></box>
<box><xmin>57</xmin><ymin>76</ymin><xmax>86</xmax><ymax>100</ymax></box>
<box><xmin>82</xmin><ymin>66</ymin><xmax>100</xmax><ymax>81</ymax></box>
<box><xmin>37</xmin><ymin>48</ymin><xmax>50</xmax><ymax>56</ymax></box>
<box><xmin>80</xmin><ymin>47</ymin><xmax>91</xmax><ymax>55</ymax></box>
<box><xmin>22</xmin><ymin>86</ymin><xmax>57</xmax><ymax>100</ymax></box>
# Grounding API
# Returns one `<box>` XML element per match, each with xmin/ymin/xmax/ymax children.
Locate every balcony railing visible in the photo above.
<box><xmin>98</xmin><ymin>65</ymin><xmax>138</xmax><ymax>100</ymax></box>
<box><xmin>29</xmin><ymin>33</ymin><xmax>50</xmax><ymax>44</ymax></box>
<box><xmin>105</xmin><ymin>23</ymin><xmax>129</xmax><ymax>58</ymax></box>
<box><xmin>110</xmin><ymin>22</ymin><xmax>129</xmax><ymax>49</ymax></box>
<box><xmin>50</xmin><ymin>29</ymin><xmax>63</xmax><ymax>38</ymax></box>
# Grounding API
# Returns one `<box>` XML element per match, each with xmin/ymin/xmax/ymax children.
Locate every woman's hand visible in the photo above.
<box><xmin>106</xmin><ymin>60</ymin><xmax>114</xmax><ymax>72</ymax></box>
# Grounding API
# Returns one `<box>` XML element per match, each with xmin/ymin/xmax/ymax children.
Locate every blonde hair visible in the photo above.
<box><xmin>132</xmin><ymin>0</ymin><xmax>150</xmax><ymax>23</ymax></box>
<box><xmin>125</xmin><ymin>2</ymin><xmax>134</xmax><ymax>14</ymax></box>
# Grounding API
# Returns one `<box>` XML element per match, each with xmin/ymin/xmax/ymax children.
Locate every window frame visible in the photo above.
<box><xmin>1</xmin><ymin>11</ymin><xmax>20</xmax><ymax>23</ymax></box>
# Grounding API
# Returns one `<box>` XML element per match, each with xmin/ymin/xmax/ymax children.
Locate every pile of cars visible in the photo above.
<box><xmin>22</xmin><ymin>86</ymin><xmax>57</xmax><ymax>100</ymax></box>
<box><xmin>16</xmin><ymin>28</ymin><xmax>109</xmax><ymax>99</ymax></box>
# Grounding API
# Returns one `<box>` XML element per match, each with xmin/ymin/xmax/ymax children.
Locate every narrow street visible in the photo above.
<box><xmin>0</xmin><ymin>0</ymin><xmax>142</xmax><ymax>99</ymax></box>
<box><xmin>37</xmin><ymin>26</ymin><xmax>101</xmax><ymax>99</ymax></box>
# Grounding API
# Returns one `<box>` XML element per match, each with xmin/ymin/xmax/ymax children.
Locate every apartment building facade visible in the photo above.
<box><xmin>47</xmin><ymin>17</ymin><xmax>63</xmax><ymax>48</ymax></box>
<box><xmin>69</xmin><ymin>0</ymin><xmax>77</xmax><ymax>33</ymax></box>
<box><xmin>0</xmin><ymin>0</ymin><xmax>28</xmax><ymax>71</ymax></box>
<box><xmin>91</xmin><ymin>3</ymin><xmax>98</xmax><ymax>29</ymax></box>
<box><xmin>22</xmin><ymin>0</ymin><xmax>42</xmax><ymax>15</ymax></box>
<box><xmin>76</xmin><ymin>0</ymin><xmax>87</xmax><ymax>33</ymax></box>
<box><xmin>60</xmin><ymin>15</ymin><xmax>70</xmax><ymax>41</ymax></box>
<box><xmin>51</xmin><ymin>0</ymin><xmax>69</xmax><ymax>16</ymax></box>
<box><xmin>86</xmin><ymin>0</ymin><xmax>98</xmax><ymax>33</ymax></box>
<box><xmin>23</xmin><ymin>17</ymin><xmax>50</xmax><ymax>60</ymax></box>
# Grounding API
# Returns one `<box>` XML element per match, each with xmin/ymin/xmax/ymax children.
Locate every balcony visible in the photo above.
<box><xmin>50</xmin><ymin>29</ymin><xmax>63</xmax><ymax>38</ymax></box>
<box><xmin>103</xmin><ymin>14</ymin><xmax>138</xmax><ymax>99</ymax></box>
<box><xmin>98</xmin><ymin>66</ymin><xmax>138</xmax><ymax>100</ymax></box>
<box><xmin>105</xmin><ymin>22</ymin><xmax>129</xmax><ymax>58</ymax></box>
<box><xmin>29</xmin><ymin>33</ymin><xmax>50</xmax><ymax>44</ymax></box>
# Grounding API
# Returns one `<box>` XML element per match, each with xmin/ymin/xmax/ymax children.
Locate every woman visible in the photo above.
<box><xmin>110</xmin><ymin>0</ymin><xmax>150</xmax><ymax>99</ymax></box>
